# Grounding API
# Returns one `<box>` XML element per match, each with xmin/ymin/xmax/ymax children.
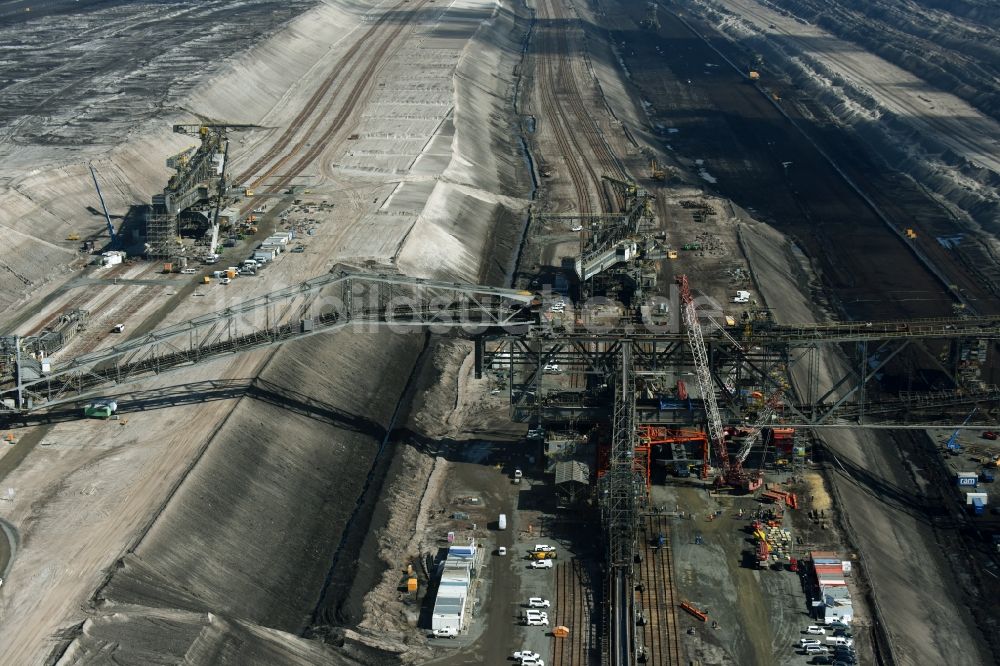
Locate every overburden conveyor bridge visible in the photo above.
<box><xmin>4</xmin><ymin>270</ymin><xmax>1000</xmax><ymax>666</ymax></box>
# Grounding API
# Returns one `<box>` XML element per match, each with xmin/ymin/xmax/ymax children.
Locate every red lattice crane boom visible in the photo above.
<box><xmin>676</xmin><ymin>275</ymin><xmax>765</xmax><ymax>491</ymax></box>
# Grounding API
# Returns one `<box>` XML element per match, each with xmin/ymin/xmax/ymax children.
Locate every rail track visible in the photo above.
<box><xmin>535</xmin><ymin>0</ymin><xmax>595</xmax><ymax>217</ymax></box>
<box><xmin>234</xmin><ymin>0</ymin><xmax>430</xmax><ymax>204</ymax></box>
<box><xmin>553</xmin><ymin>557</ymin><xmax>597</xmax><ymax>666</ymax></box>
<box><xmin>636</xmin><ymin>513</ymin><xmax>682</xmax><ymax>666</ymax></box>
<box><xmin>534</xmin><ymin>0</ymin><xmax>631</xmax><ymax>219</ymax></box>
<box><xmin>554</xmin><ymin>29</ymin><xmax>623</xmax><ymax>182</ymax></box>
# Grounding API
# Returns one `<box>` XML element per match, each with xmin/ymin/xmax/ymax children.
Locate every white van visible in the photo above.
<box><xmin>826</xmin><ymin>636</ymin><xmax>854</xmax><ymax>647</ymax></box>
<box><xmin>498</xmin><ymin>513</ymin><xmax>507</xmax><ymax>530</ymax></box>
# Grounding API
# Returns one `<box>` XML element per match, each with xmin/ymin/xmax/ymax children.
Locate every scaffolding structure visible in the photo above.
<box><xmin>144</xmin><ymin>210</ymin><xmax>180</xmax><ymax>261</ymax></box>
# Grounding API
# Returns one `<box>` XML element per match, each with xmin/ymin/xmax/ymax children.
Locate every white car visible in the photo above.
<box><xmin>530</xmin><ymin>559</ymin><xmax>553</xmax><ymax>569</ymax></box>
<box><xmin>432</xmin><ymin>627</ymin><xmax>457</xmax><ymax>638</ymax></box>
<box><xmin>220</xmin><ymin>277</ymin><xmax>232</xmax><ymax>285</ymax></box>
<box><xmin>804</xmin><ymin>645</ymin><xmax>827</xmax><ymax>655</ymax></box>
<box><xmin>805</xmin><ymin>626</ymin><xmax>826</xmax><ymax>635</ymax></box>
<box><xmin>527</xmin><ymin>597</ymin><xmax>550</xmax><ymax>608</ymax></box>
<box><xmin>571</xmin><ymin>225</ymin><xmax>583</xmax><ymax>232</ymax></box>
<box><xmin>533</xmin><ymin>544</ymin><xmax>556</xmax><ymax>552</ymax></box>
<box><xmin>543</xmin><ymin>364</ymin><xmax>560</xmax><ymax>374</ymax></box>
<box><xmin>513</xmin><ymin>650</ymin><xmax>541</xmax><ymax>661</ymax></box>
<box><xmin>521</xmin><ymin>658</ymin><xmax>544</xmax><ymax>666</ymax></box>
<box><xmin>800</xmin><ymin>639</ymin><xmax>821</xmax><ymax>647</ymax></box>
<box><xmin>524</xmin><ymin>616</ymin><xmax>549</xmax><ymax>626</ymax></box>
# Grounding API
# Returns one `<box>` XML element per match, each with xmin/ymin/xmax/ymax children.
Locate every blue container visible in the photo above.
<box><xmin>972</xmin><ymin>497</ymin><xmax>985</xmax><ymax>516</ymax></box>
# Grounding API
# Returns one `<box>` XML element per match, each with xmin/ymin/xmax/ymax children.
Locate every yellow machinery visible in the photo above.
<box><xmin>650</xmin><ymin>159</ymin><xmax>666</xmax><ymax>181</ymax></box>
<box><xmin>905</xmin><ymin>228</ymin><xmax>918</xmax><ymax>239</ymax></box>
<box><xmin>166</xmin><ymin>147</ymin><xmax>195</xmax><ymax>170</ymax></box>
<box><xmin>66</xmin><ymin>232</ymin><xmax>80</xmax><ymax>241</ymax></box>
<box><xmin>531</xmin><ymin>550</ymin><xmax>557</xmax><ymax>560</ymax></box>
<box><xmin>748</xmin><ymin>71</ymin><xmax>761</xmax><ymax>81</ymax></box>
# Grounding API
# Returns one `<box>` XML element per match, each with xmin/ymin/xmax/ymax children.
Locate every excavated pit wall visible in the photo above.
<box><xmin>88</xmin><ymin>330</ymin><xmax>426</xmax><ymax>650</ymax></box>
<box><xmin>692</xmin><ymin>1</ymin><xmax>1000</xmax><ymax>237</ymax></box>
<box><xmin>0</xmin><ymin>0</ymin><xmax>339</xmax><ymax>317</ymax></box>
<box><xmin>54</xmin><ymin>0</ymin><xmax>531</xmax><ymax>662</ymax></box>
<box><xmin>397</xmin><ymin>1</ymin><xmax>533</xmax><ymax>284</ymax></box>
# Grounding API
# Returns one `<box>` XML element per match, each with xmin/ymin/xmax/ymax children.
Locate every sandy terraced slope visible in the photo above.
<box><xmin>689</xmin><ymin>0</ymin><xmax>1000</xmax><ymax>242</ymax></box>
<box><xmin>704</xmin><ymin>0</ymin><xmax>1000</xmax><ymax>176</ymax></box>
<box><xmin>768</xmin><ymin>0</ymin><xmax>1000</xmax><ymax>122</ymax></box>
<box><xmin>0</xmin><ymin>0</ymin><xmax>532</xmax><ymax>664</ymax></box>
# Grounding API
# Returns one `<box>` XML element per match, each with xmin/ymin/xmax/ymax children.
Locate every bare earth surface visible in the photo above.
<box><xmin>1</xmin><ymin>0</ymin><xmax>998</xmax><ymax>664</ymax></box>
